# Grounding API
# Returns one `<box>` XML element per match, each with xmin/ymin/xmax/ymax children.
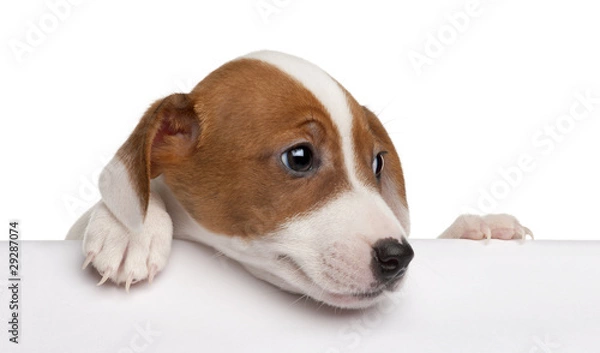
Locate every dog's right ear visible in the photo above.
<box><xmin>98</xmin><ymin>93</ymin><xmax>199</xmax><ymax>232</ymax></box>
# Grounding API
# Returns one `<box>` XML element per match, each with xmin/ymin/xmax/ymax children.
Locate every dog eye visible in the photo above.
<box><xmin>372</xmin><ymin>152</ymin><xmax>385</xmax><ymax>178</ymax></box>
<box><xmin>281</xmin><ymin>145</ymin><xmax>313</xmax><ymax>173</ymax></box>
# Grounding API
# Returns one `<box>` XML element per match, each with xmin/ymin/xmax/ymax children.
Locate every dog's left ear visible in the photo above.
<box><xmin>98</xmin><ymin>93</ymin><xmax>199</xmax><ymax>232</ymax></box>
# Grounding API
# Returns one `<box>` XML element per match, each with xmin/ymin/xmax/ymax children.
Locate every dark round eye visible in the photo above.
<box><xmin>281</xmin><ymin>145</ymin><xmax>313</xmax><ymax>173</ymax></box>
<box><xmin>372</xmin><ymin>152</ymin><xmax>385</xmax><ymax>178</ymax></box>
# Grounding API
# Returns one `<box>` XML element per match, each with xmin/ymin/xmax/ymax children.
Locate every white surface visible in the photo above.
<box><xmin>1</xmin><ymin>0</ymin><xmax>600</xmax><ymax>241</ymax></box>
<box><xmin>1</xmin><ymin>239</ymin><xmax>599</xmax><ymax>352</ymax></box>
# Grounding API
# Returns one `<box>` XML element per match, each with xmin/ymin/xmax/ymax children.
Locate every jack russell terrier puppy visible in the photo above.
<box><xmin>66</xmin><ymin>51</ymin><xmax>532</xmax><ymax>309</ymax></box>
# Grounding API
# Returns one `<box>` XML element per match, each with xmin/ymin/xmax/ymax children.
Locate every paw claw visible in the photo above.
<box><xmin>125</xmin><ymin>274</ymin><xmax>133</xmax><ymax>293</ymax></box>
<box><xmin>82</xmin><ymin>253</ymin><xmax>94</xmax><ymax>270</ymax></box>
<box><xmin>482</xmin><ymin>223</ymin><xmax>492</xmax><ymax>241</ymax></box>
<box><xmin>97</xmin><ymin>271</ymin><xmax>111</xmax><ymax>286</ymax></box>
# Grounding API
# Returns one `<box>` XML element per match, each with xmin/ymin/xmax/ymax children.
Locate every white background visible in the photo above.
<box><xmin>1</xmin><ymin>0</ymin><xmax>599</xmax><ymax>240</ymax></box>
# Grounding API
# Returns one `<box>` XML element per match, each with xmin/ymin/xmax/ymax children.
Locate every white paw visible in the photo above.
<box><xmin>439</xmin><ymin>214</ymin><xmax>533</xmax><ymax>240</ymax></box>
<box><xmin>81</xmin><ymin>194</ymin><xmax>173</xmax><ymax>290</ymax></box>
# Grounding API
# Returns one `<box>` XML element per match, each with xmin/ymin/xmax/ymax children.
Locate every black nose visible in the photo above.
<box><xmin>371</xmin><ymin>238</ymin><xmax>414</xmax><ymax>282</ymax></box>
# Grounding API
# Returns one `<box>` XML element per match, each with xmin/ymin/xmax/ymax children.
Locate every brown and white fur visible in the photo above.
<box><xmin>66</xmin><ymin>51</ymin><xmax>532</xmax><ymax>309</ymax></box>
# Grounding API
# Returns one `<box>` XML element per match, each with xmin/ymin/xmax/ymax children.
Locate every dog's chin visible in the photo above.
<box><xmin>314</xmin><ymin>288</ymin><xmax>389</xmax><ymax>309</ymax></box>
<box><xmin>313</xmin><ymin>277</ymin><xmax>405</xmax><ymax>309</ymax></box>
<box><xmin>243</xmin><ymin>261</ymin><xmax>405</xmax><ymax>310</ymax></box>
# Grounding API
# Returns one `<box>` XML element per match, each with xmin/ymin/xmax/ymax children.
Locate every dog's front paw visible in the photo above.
<box><xmin>439</xmin><ymin>214</ymin><xmax>533</xmax><ymax>240</ymax></box>
<box><xmin>82</xmin><ymin>194</ymin><xmax>173</xmax><ymax>290</ymax></box>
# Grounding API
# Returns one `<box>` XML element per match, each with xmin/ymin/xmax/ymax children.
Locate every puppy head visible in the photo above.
<box><xmin>99</xmin><ymin>51</ymin><xmax>412</xmax><ymax>309</ymax></box>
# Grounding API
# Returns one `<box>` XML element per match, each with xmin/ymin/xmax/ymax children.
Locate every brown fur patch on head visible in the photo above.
<box><xmin>159</xmin><ymin>59</ymin><xmax>352</xmax><ymax>237</ymax></box>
